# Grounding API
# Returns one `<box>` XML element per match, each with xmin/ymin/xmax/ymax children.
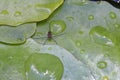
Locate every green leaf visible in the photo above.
<box><xmin>0</xmin><ymin>0</ymin><xmax>63</xmax><ymax>26</ymax></box>
<box><xmin>32</xmin><ymin>0</ymin><xmax>120</xmax><ymax>79</ymax></box>
<box><xmin>0</xmin><ymin>43</ymin><xmax>33</xmax><ymax>80</ymax></box>
<box><xmin>0</xmin><ymin>23</ymin><xmax>36</xmax><ymax>44</ymax></box>
<box><xmin>34</xmin><ymin>0</ymin><xmax>120</xmax><ymax>62</ymax></box>
<box><xmin>1</xmin><ymin>39</ymin><xmax>92</xmax><ymax>80</ymax></box>
<box><xmin>1</xmin><ymin>0</ymin><xmax>120</xmax><ymax>80</ymax></box>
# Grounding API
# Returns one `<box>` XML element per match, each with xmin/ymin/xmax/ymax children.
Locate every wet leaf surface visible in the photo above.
<box><xmin>0</xmin><ymin>0</ymin><xmax>63</xmax><ymax>26</ymax></box>
<box><xmin>1</xmin><ymin>0</ymin><xmax>120</xmax><ymax>80</ymax></box>
<box><xmin>0</xmin><ymin>23</ymin><xmax>36</xmax><ymax>44</ymax></box>
<box><xmin>32</xmin><ymin>0</ymin><xmax>120</xmax><ymax>79</ymax></box>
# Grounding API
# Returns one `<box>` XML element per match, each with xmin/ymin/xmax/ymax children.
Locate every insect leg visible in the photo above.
<box><xmin>43</xmin><ymin>39</ymin><xmax>49</xmax><ymax>45</ymax></box>
<box><xmin>52</xmin><ymin>38</ymin><xmax>58</xmax><ymax>44</ymax></box>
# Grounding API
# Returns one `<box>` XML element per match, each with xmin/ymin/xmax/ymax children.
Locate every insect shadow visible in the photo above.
<box><xmin>33</xmin><ymin>26</ymin><xmax>65</xmax><ymax>45</ymax></box>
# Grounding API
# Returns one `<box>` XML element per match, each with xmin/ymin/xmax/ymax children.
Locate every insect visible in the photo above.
<box><xmin>43</xmin><ymin>26</ymin><xmax>58</xmax><ymax>45</ymax></box>
<box><xmin>33</xmin><ymin>26</ymin><xmax>64</xmax><ymax>45</ymax></box>
<box><xmin>90</xmin><ymin>0</ymin><xmax>120</xmax><ymax>9</ymax></box>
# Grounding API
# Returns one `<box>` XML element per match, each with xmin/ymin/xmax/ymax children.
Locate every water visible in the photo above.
<box><xmin>97</xmin><ymin>61</ymin><xmax>107</xmax><ymax>69</ymax></box>
<box><xmin>49</xmin><ymin>20</ymin><xmax>66</xmax><ymax>35</ymax></box>
<box><xmin>89</xmin><ymin>26</ymin><xmax>114</xmax><ymax>46</ymax></box>
<box><xmin>75</xmin><ymin>40</ymin><xmax>81</xmax><ymax>47</ymax></box>
<box><xmin>14</xmin><ymin>11</ymin><xmax>22</xmax><ymax>17</ymax></box>
<box><xmin>102</xmin><ymin>76</ymin><xmax>109</xmax><ymax>80</ymax></box>
<box><xmin>109</xmin><ymin>12</ymin><xmax>117</xmax><ymax>19</ymax></box>
<box><xmin>25</xmin><ymin>53</ymin><xmax>64</xmax><ymax>80</ymax></box>
<box><xmin>88</xmin><ymin>15</ymin><xmax>94</xmax><ymax>20</ymax></box>
<box><xmin>0</xmin><ymin>10</ymin><xmax>9</xmax><ymax>15</ymax></box>
<box><xmin>66</xmin><ymin>16</ymin><xmax>74</xmax><ymax>21</ymax></box>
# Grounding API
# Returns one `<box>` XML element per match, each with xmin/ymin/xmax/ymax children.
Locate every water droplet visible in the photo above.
<box><xmin>80</xmin><ymin>49</ymin><xmax>85</xmax><ymax>54</ymax></box>
<box><xmin>72</xmin><ymin>0</ymin><xmax>88</xmax><ymax>6</ymax></box>
<box><xmin>48</xmin><ymin>47</ymin><xmax>52</xmax><ymax>50</ymax></box>
<box><xmin>89</xmin><ymin>26</ymin><xmax>114</xmax><ymax>46</ymax></box>
<box><xmin>114</xmin><ymin>23</ymin><xmax>120</xmax><ymax>28</ymax></box>
<box><xmin>50</xmin><ymin>20</ymin><xmax>66</xmax><ymax>34</ymax></box>
<box><xmin>0</xmin><ymin>10</ymin><xmax>9</xmax><ymax>15</ymax></box>
<box><xmin>25</xmin><ymin>53</ymin><xmax>64</xmax><ymax>80</ymax></box>
<box><xmin>75</xmin><ymin>40</ymin><xmax>81</xmax><ymax>47</ymax></box>
<box><xmin>14</xmin><ymin>11</ymin><xmax>22</xmax><ymax>17</ymax></box>
<box><xmin>109</xmin><ymin>12</ymin><xmax>117</xmax><ymax>19</ymax></box>
<box><xmin>35</xmin><ymin>4</ymin><xmax>51</xmax><ymax>13</ymax></box>
<box><xmin>88</xmin><ymin>15</ymin><xmax>94</xmax><ymax>20</ymax></box>
<box><xmin>82</xmin><ymin>0</ymin><xmax>87</xmax><ymax>3</ymax></box>
<box><xmin>66</xmin><ymin>16</ymin><xmax>74</xmax><ymax>21</ymax></box>
<box><xmin>97</xmin><ymin>61</ymin><xmax>107</xmax><ymax>69</ymax></box>
<box><xmin>78</xmin><ymin>30</ymin><xmax>84</xmax><ymax>35</ymax></box>
<box><xmin>102</xmin><ymin>76</ymin><xmax>109</xmax><ymax>80</ymax></box>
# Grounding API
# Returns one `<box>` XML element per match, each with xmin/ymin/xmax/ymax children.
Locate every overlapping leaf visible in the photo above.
<box><xmin>32</xmin><ymin>0</ymin><xmax>120</xmax><ymax>79</ymax></box>
<box><xmin>1</xmin><ymin>0</ymin><xmax>120</xmax><ymax>80</ymax></box>
<box><xmin>0</xmin><ymin>0</ymin><xmax>63</xmax><ymax>26</ymax></box>
<box><xmin>0</xmin><ymin>23</ymin><xmax>36</xmax><ymax>44</ymax></box>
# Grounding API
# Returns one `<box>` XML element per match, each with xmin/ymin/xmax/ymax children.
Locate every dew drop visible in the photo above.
<box><xmin>80</xmin><ymin>49</ymin><xmax>85</xmax><ymax>54</ymax></box>
<box><xmin>102</xmin><ymin>76</ymin><xmax>109</xmax><ymax>80</ymax></box>
<box><xmin>66</xmin><ymin>16</ymin><xmax>74</xmax><ymax>21</ymax></box>
<box><xmin>48</xmin><ymin>47</ymin><xmax>52</xmax><ymax>50</ymax></box>
<box><xmin>109</xmin><ymin>12</ymin><xmax>117</xmax><ymax>19</ymax></box>
<box><xmin>50</xmin><ymin>20</ymin><xmax>66</xmax><ymax>34</ymax></box>
<box><xmin>0</xmin><ymin>10</ymin><xmax>9</xmax><ymax>15</ymax></box>
<box><xmin>25</xmin><ymin>53</ymin><xmax>64</xmax><ymax>80</ymax></box>
<box><xmin>72</xmin><ymin>0</ymin><xmax>88</xmax><ymax>6</ymax></box>
<box><xmin>14</xmin><ymin>11</ymin><xmax>22</xmax><ymax>17</ymax></box>
<box><xmin>78</xmin><ymin>30</ymin><xmax>84</xmax><ymax>35</ymax></box>
<box><xmin>97</xmin><ymin>61</ymin><xmax>107</xmax><ymax>69</ymax></box>
<box><xmin>35</xmin><ymin>4</ymin><xmax>51</xmax><ymax>13</ymax></box>
<box><xmin>114</xmin><ymin>23</ymin><xmax>120</xmax><ymax>28</ymax></box>
<box><xmin>88</xmin><ymin>15</ymin><xmax>94</xmax><ymax>20</ymax></box>
<box><xmin>89</xmin><ymin>26</ymin><xmax>114</xmax><ymax>46</ymax></box>
<box><xmin>75</xmin><ymin>40</ymin><xmax>81</xmax><ymax>47</ymax></box>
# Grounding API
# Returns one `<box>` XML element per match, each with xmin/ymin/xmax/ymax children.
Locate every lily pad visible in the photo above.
<box><xmin>0</xmin><ymin>0</ymin><xmax>63</xmax><ymax>26</ymax></box>
<box><xmin>1</xmin><ymin>0</ymin><xmax>120</xmax><ymax>80</ymax></box>
<box><xmin>0</xmin><ymin>38</ymin><xmax>120</xmax><ymax>80</ymax></box>
<box><xmin>0</xmin><ymin>43</ymin><xmax>33</xmax><ymax>80</ymax></box>
<box><xmin>34</xmin><ymin>0</ymin><xmax>120</xmax><ymax>62</ymax></box>
<box><xmin>32</xmin><ymin>0</ymin><xmax>120</xmax><ymax>79</ymax></box>
<box><xmin>0</xmin><ymin>23</ymin><xmax>36</xmax><ymax>44</ymax></box>
<box><xmin>27</xmin><ymin>39</ymin><xmax>120</xmax><ymax>80</ymax></box>
<box><xmin>25</xmin><ymin>53</ymin><xmax>64</xmax><ymax>80</ymax></box>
